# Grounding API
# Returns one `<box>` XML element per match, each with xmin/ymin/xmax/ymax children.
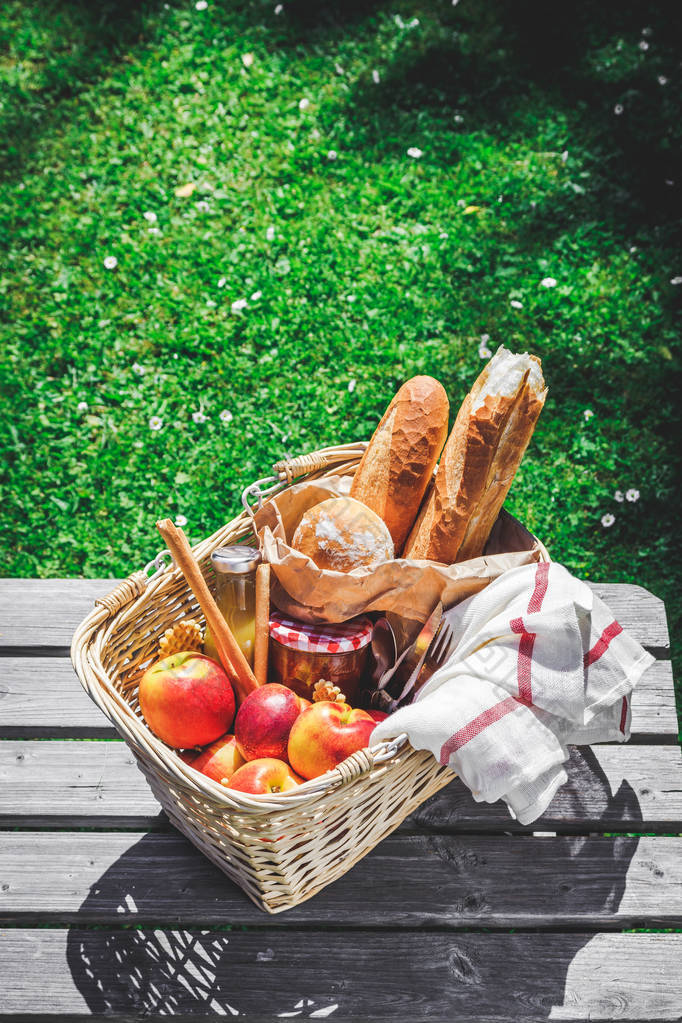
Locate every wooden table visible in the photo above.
<box><xmin>1</xmin><ymin>578</ymin><xmax>681</xmax><ymax>1022</ymax></box>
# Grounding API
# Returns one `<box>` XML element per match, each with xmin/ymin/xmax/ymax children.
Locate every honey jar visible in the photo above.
<box><xmin>204</xmin><ymin>545</ymin><xmax>261</xmax><ymax>667</ymax></box>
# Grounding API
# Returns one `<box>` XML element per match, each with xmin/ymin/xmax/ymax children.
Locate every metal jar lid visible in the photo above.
<box><xmin>211</xmin><ymin>545</ymin><xmax>261</xmax><ymax>574</ymax></box>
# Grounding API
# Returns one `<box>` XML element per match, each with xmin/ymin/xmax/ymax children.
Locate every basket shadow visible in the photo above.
<box><xmin>65</xmin><ymin>746</ymin><xmax>643</xmax><ymax>1019</ymax></box>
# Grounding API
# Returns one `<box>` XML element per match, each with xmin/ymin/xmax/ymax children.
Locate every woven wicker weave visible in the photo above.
<box><xmin>72</xmin><ymin>442</ymin><xmax>546</xmax><ymax>913</ymax></box>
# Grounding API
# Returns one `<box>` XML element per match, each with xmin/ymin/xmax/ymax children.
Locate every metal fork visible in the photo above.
<box><xmin>371</xmin><ymin>614</ymin><xmax>460</xmax><ymax>713</ymax></box>
<box><xmin>408</xmin><ymin>616</ymin><xmax>460</xmax><ymax>703</ymax></box>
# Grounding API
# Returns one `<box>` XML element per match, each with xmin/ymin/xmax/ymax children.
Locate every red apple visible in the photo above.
<box><xmin>226</xmin><ymin>758</ymin><xmax>302</xmax><ymax>794</ymax></box>
<box><xmin>185</xmin><ymin>734</ymin><xmax>245</xmax><ymax>783</ymax></box>
<box><xmin>366</xmin><ymin>709</ymin><xmax>389</xmax><ymax>722</ymax></box>
<box><xmin>139</xmin><ymin>651</ymin><xmax>235</xmax><ymax>749</ymax></box>
<box><xmin>234</xmin><ymin>683</ymin><xmax>301</xmax><ymax>762</ymax></box>
<box><xmin>287</xmin><ymin>702</ymin><xmax>375</xmax><ymax>780</ymax></box>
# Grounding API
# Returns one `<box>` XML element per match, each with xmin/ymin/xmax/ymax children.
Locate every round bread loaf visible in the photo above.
<box><xmin>291</xmin><ymin>497</ymin><xmax>394</xmax><ymax>573</ymax></box>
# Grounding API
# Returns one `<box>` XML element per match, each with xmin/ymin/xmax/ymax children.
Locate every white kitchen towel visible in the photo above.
<box><xmin>371</xmin><ymin>561</ymin><xmax>654</xmax><ymax>825</ymax></box>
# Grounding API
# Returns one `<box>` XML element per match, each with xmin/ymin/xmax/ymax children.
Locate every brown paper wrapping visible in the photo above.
<box><xmin>255</xmin><ymin>476</ymin><xmax>543</xmax><ymax>626</ymax></box>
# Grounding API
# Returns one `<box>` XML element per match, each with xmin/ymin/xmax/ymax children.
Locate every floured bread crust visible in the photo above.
<box><xmin>404</xmin><ymin>348</ymin><xmax>547</xmax><ymax>564</ymax></box>
<box><xmin>350</xmin><ymin>376</ymin><xmax>449</xmax><ymax>554</ymax></box>
<box><xmin>292</xmin><ymin>496</ymin><xmax>394</xmax><ymax>573</ymax></box>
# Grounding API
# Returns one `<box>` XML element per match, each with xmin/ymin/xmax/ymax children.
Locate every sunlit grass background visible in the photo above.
<box><xmin>1</xmin><ymin>0</ymin><xmax>680</xmax><ymax>713</ymax></box>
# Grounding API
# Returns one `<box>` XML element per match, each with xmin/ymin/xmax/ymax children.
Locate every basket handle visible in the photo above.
<box><xmin>272</xmin><ymin>442</ymin><xmax>367</xmax><ymax>485</ymax></box>
<box><xmin>94</xmin><ymin>572</ymin><xmax>148</xmax><ymax>616</ymax></box>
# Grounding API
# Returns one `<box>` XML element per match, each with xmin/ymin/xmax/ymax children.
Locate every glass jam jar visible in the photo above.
<box><xmin>204</xmin><ymin>545</ymin><xmax>261</xmax><ymax>667</ymax></box>
<box><xmin>268</xmin><ymin>612</ymin><xmax>374</xmax><ymax>706</ymax></box>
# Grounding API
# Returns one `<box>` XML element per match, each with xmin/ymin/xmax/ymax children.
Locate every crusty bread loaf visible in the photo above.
<box><xmin>403</xmin><ymin>347</ymin><xmax>547</xmax><ymax>564</ymax></box>
<box><xmin>349</xmin><ymin>376</ymin><xmax>449</xmax><ymax>554</ymax></box>
<box><xmin>291</xmin><ymin>497</ymin><xmax>394</xmax><ymax>573</ymax></box>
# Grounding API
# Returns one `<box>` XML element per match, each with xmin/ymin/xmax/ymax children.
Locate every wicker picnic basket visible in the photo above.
<box><xmin>72</xmin><ymin>441</ymin><xmax>547</xmax><ymax>914</ymax></box>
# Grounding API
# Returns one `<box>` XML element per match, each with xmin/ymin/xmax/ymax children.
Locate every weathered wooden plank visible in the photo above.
<box><xmin>0</xmin><ymin>579</ymin><xmax>670</xmax><ymax>654</ymax></box>
<box><xmin>0</xmin><ymin>929</ymin><xmax>679</xmax><ymax>1020</ymax></box>
<box><xmin>589</xmin><ymin>582</ymin><xmax>670</xmax><ymax>655</ymax></box>
<box><xmin>1</xmin><ymin>656</ymin><xmax>676</xmax><ymax>739</ymax></box>
<box><xmin>0</xmin><ymin>578</ymin><xmax>117</xmax><ymax>652</ymax></box>
<box><xmin>0</xmin><ymin>657</ymin><xmax>114</xmax><ymax>738</ymax></box>
<box><xmin>1</xmin><ymin>741</ymin><xmax>680</xmax><ymax>832</ymax></box>
<box><xmin>1</xmin><ymin>831</ymin><xmax>680</xmax><ymax>928</ymax></box>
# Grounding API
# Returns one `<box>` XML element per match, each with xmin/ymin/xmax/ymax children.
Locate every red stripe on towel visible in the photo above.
<box><xmin>439</xmin><ymin>696</ymin><xmax>521</xmax><ymax>763</ymax></box>
<box><xmin>619</xmin><ymin>695</ymin><xmax>628</xmax><ymax>734</ymax></box>
<box><xmin>509</xmin><ymin>562</ymin><xmax>552</xmax><ymax>705</ymax></box>
<box><xmin>527</xmin><ymin>560</ymin><xmax>550</xmax><ymax>613</ymax></box>
<box><xmin>584</xmin><ymin>620</ymin><xmax>623</xmax><ymax>669</ymax></box>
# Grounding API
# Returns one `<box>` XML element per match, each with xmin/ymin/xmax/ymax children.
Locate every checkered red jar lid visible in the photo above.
<box><xmin>269</xmin><ymin>611</ymin><xmax>374</xmax><ymax>654</ymax></box>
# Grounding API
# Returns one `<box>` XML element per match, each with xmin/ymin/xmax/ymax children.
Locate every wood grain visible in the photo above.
<box><xmin>0</xmin><ymin>929</ymin><xmax>679</xmax><ymax>1020</ymax></box>
<box><xmin>1</xmin><ymin>656</ymin><xmax>676</xmax><ymax>739</ymax></box>
<box><xmin>0</xmin><ymin>579</ymin><xmax>670</xmax><ymax>654</ymax></box>
<box><xmin>1</xmin><ymin>831</ymin><xmax>680</xmax><ymax>928</ymax></box>
<box><xmin>1</xmin><ymin>740</ymin><xmax>680</xmax><ymax>832</ymax></box>
<box><xmin>0</xmin><ymin>578</ymin><xmax>117</xmax><ymax>652</ymax></box>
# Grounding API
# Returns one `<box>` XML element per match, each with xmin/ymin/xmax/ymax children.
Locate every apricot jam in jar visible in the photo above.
<box><xmin>268</xmin><ymin>612</ymin><xmax>374</xmax><ymax>706</ymax></box>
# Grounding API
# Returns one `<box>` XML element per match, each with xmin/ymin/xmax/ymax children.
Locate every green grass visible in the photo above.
<box><xmin>1</xmin><ymin>0</ymin><xmax>680</xmax><ymax>719</ymax></box>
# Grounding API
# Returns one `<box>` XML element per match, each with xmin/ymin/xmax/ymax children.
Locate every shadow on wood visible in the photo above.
<box><xmin>64</xmin><ymin>750</ymin><xmax>643</xmax><ymax>1018</ymax></box>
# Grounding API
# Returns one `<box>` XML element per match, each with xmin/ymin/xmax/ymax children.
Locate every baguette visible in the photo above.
<box><xmin>403</xmin><ymin>347</ymin><xmax>547</xmax><ymax>564</ymax></box>
<box><xmin>350</xmin><ymin>376</ymin><xmax>449</xmax><ymax>554</ymax></box>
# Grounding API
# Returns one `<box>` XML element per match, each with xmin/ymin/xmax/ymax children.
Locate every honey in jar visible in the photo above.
<box><xmin>204</xmin><ymin>545</ymin><xmax>261</xmax><ymax>667</ymax></box>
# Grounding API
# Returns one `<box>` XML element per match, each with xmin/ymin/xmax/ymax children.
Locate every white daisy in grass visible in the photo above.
<box><xmin>407</xmin><ymin>147</ymin><xmax>423</xmax><ymax>159</ymax></box>
<box><xmin>626</xmin><ymin>489</ymin><xmax>640</xmax><ymax>502</ymax></box>
<box><xmin>218</xmin><ymin>277</ymin><xmax>227</xmax><ymax>288</ymax></box>
<box><xmin>658</xmin><ymin>75</ymin><xmax>668</xmax><ymax>86</ymax></box>
<box><xmin>614</xmin><ymin>103</ymin><xmax>624</xmax><ymax>115</ymax></box>
<box><xmin>77</xmin><ymin>401</ymin><xmax>88</xmax><ymax>413</ymax></box>
<box><xmin>219</xmin><ymin>409</ymin><xmax>233</xmax><ymax>424</ymax></box>
<box><xmin>372</xmin><ymin>69</ymin><xmax>380</xmax><ymax>84</ymax></box>
<box><xmin>541</xmin><ymin>277</ymin><xmax>557</xmax><ymax>288</ymax></box>
<box><xmin>478</xmin><ymin>338</ymin><xmax>492</xmax><ymax>359</ymax></box>
<box><xmin>132</xmin><ymin>362</ymin><xmax>145</xmax><ymax>375</ymax></box>
<box><xmin>242</xmin><ymin>53</ymin><xmax>254</xmax><ymax>68</ymax></box>
<box><xmin>510</xmin><ymin>300</ymin><xmax>523</xmax><ymax>309</ymax></box>
<box><xmin>583</xmin><ymin>409</ymin><xmax>594</xmax><ymax>421</ymax></box>
<box><xmin>670</xmin><ymin>276</ymin><xmax>682</xmax><ymax>285</ymax></box>
<box><xmin>175</xmin><ymin>515</ymin><xmax>188</xmax><ymax>527</ymax></box>
<box><xmin>639</xmin><ymin>40</ymin><xmax>649</xmax><ymax>51</ymax></box>
<box><xmin>195</xmin><ymin>1</ymin><xmax>207</xmax><ymax>9</ymax></box>
<box><xmin>266</xmin><ymin>226</ymin><xmax>276</xmax><ymax>241</ymax></box>
<box><xmin>103</xmin><ymin>255</ymin><xmax>118</xmax><ymax>270</ymax></box>
<box><xmin>250</xmin><ymin>290</ymin><xmax>262</xmax><ymax>301</ymax></box>
<box><xmin>231</xmin><ymin>298</ymin><xmax>248</xmax><ymax>312</ymax></box>
<box><xmin>143</xmin><ymin>211</ymin><xmax>157</xmax><ymax>223</ymax></box>
<box><xmin>614</xmin><ymin>490</ymin><xmax>625</xmax><ymax>503</ymax></box>
<box><xmin>327</xmin><ymin>150</ymin><xmax>338</xmax><ymax>161</ymax></box>
<box><xmin>601</xmin><ymin>513</ymin><xmax>615</xmax><ymax>528</ymax></box>
<box><xmin>274</xmin><ymin>3</ymin><xmax>283</xmax><ymax>13</ymax></box>
<box><xmin>196</xmin><ymin>200</ymin><xmax>210</xmax><ymax>212</ymax></box>
<box><xmin>192</xmin><ymin>411</ymin><xmax>208</xmax><ymax>424</ymax></box>
<box><xmin>149</xmin><ymin>416</ymin><xmax>163</xmax><ymax>431</ymax></box>
<box><xmin>348</xmin><ymin>379</ymin><xmax>356</xmax><ymax>393</ymax></box>
<box><xmin>298</xmin><ymin>98</ymin><xmax>310</xmax><ymax>111</ymax></box>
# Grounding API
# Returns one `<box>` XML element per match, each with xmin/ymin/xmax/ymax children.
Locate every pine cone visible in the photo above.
<box><xmin>312</xmin><ymin>679</ymin><xmax>346</xmax><ymax>704</ymax></box>
<box><xmin>158</xmin><ymin>618</ymin><xmax>204</xmax><ymax>659</ymax></box>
